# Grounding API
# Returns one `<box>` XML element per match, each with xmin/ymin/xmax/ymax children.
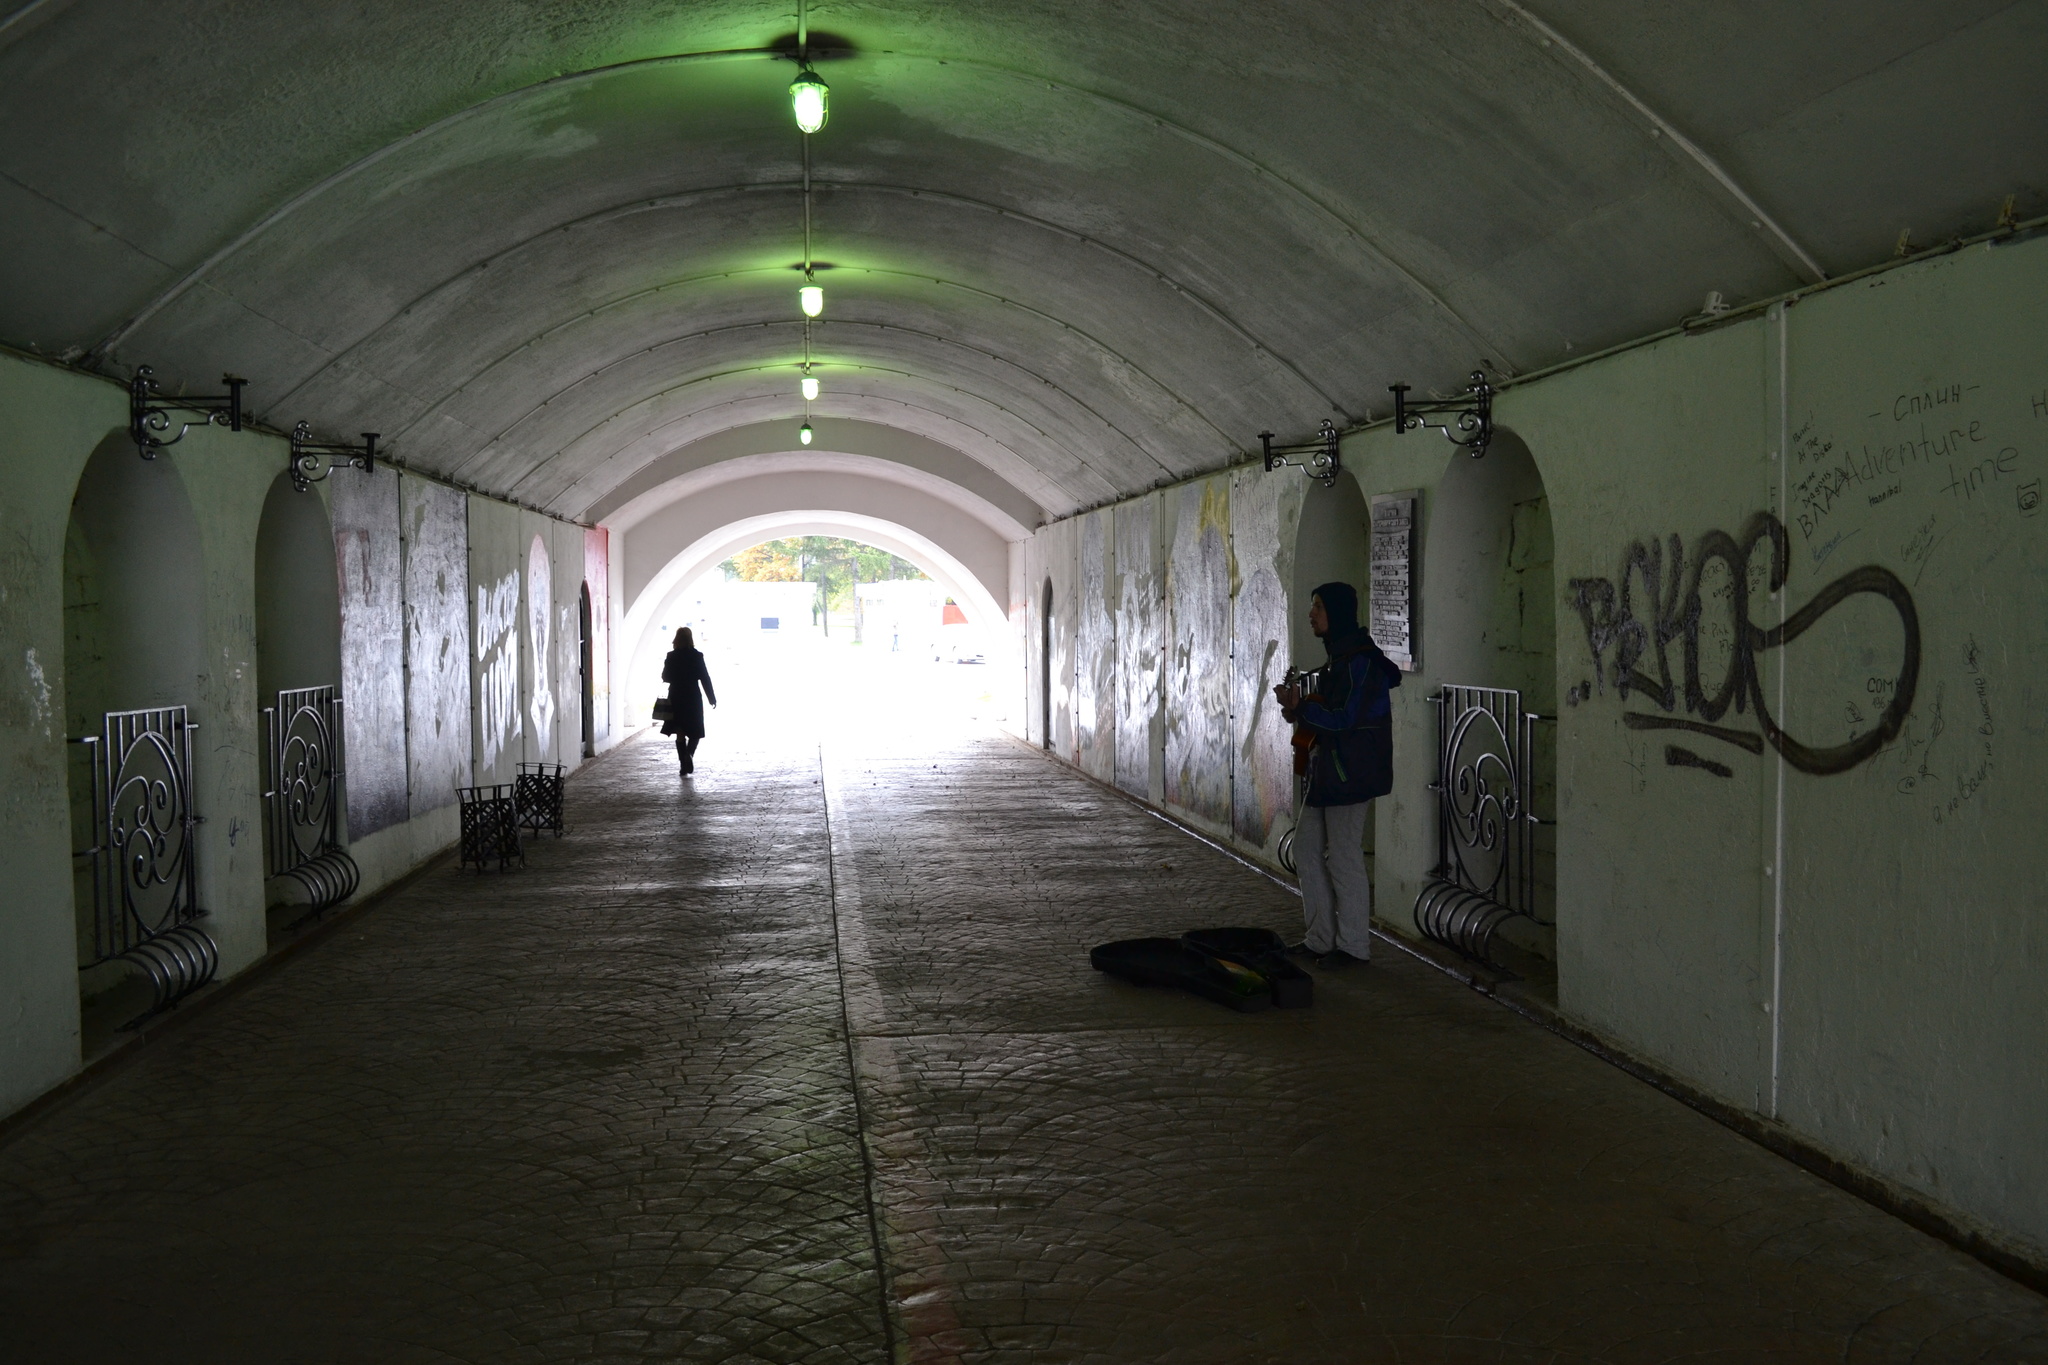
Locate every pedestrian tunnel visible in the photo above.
<box><xmin>1</xmin><ymin>4</ymin><xmax>2044</xmax><ymax>1336</ymax></box>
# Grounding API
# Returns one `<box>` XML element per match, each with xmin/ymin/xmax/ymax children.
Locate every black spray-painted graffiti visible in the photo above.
<box><xmin>1568</xmin><ymin>511</ymin><xmax>1919</xmax><ymax>776</ymax></box>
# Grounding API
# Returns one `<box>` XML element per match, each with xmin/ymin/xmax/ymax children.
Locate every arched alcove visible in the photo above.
<box><xmin>254</xmin><ymin>474</ymin><xmax>343</xmax><ymax>701</ymax></box>
<box><xmin>64</xmin><ymin>437</ymin><xmax>205</xmax><ymax>725</ymax></box>
<box><xmin>579</xmin><ymin>583</ymin><xmax>595</xmax><ymax>759</ymax></box>
<box><xmin>1422</xmin><ymin>432</ymin><xmax>1555</xmax><ymax>709</ymax></box>
<box><xmin>253</xmin><ymin>472</ymin><xmax>348</xmax><ymax>916</ymax></box>
<box><xmin>1291</xmin><ymin>471</ymin><xmax>1371</xmax><ymax>665</ymax></box>
<box><xmin>1417</xmin><ymin>430</ymin><xmax>1558</xmax><ymax>958</ymax></box>
<box><xmin>1288</xmin><ymin>470</ymin><xmax>1377</xmax><ymax>863</ymax></box>
<box><xmin>62</xmin><ymin>435</ymin><xmax>209</xmax><ymax>1034</ymax></box>
<box><xmin>1040</xmin><ymin>578</ymin><xmax>1054</xmax><ymax>749</ymax></box>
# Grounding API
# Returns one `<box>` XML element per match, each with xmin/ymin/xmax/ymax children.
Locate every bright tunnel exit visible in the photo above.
<box><xmin>629</xmin><ymin>530</ymin><xmax>1012</xmax><ymax>753</ymax></box>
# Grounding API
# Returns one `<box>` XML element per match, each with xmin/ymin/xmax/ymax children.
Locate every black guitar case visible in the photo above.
<box><xmin>1089</xmin><ymin>927</ymin><xmax>1314</xmax><ymax>1012</ymax></box>
<box><xmin>1181</xmin><ymin>927</ymin><xmax>1313</xmax><ymax>1009</ymax></box>
<box><xmin>1088</xmin><ymin>937</ymin><xmax>1274</xmax><ymax>1012</ymax></box>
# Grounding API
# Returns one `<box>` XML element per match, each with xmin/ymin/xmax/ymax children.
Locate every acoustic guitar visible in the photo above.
<box><xmin>1281</xmin><ymin>665</ymin><xmax>1324</xmax><ymax>776</ymax></box>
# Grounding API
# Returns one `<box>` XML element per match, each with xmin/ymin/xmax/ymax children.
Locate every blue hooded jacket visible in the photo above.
<box><xmin>1294</xmin><ymin>581</ymin><xmax>1401</xmax><ymax>806</ymax></box>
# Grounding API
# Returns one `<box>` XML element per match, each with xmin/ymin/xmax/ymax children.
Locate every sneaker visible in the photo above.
<box><xmin>1319</xmin><ymin>948</ymin><xmax>1368</xmax><ymax>969</ymax></box>
<box><xmin>1284</xmin><ymin>941</ymin><xmax>1323</xmax><ymax>960</ymax></box>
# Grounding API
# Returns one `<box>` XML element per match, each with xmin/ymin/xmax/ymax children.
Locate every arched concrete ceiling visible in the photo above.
<box><xmin>2</xmin><ymin>1</ymin><xmax>2041</xmax><ymax>520</ymax></box>
<box><xmin>588</xmin><ymin>417</ymin><xmax>1042</xmax><ymax>534</ymax></box>
<box><xmin>614</xmin><ymin>467</ymin><xmax>1012</xmax><ymax>617</ymax></box>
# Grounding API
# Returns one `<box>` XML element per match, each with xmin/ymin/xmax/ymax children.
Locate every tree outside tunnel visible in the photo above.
<box><xmin>639</xmin><ymin>534</ymin><xmax>1003</xmax><ymax>750</ymax></box>
<box><xmin>721</xmin><ymin>535</ymin><xmax>927</xmax><ymax>633</ymax></box>
<box><xmin>621</xmin><ymin>511</ymin><xmax>1011</xmax><ymax>740</ymax></box>
<box><xmin>620</xmin><ymin>509</ymin><xmax>1011</xmax><ymax>726</ymax></box>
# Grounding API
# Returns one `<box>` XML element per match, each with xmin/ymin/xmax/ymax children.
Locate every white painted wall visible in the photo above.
<box><xmin>1015</xmin><ymin>234</ymin><xmax>2048</xmax><ymax>1265</ymax></box>
<box><xmin>0</xmin><ymin>350</ymin><xmax>611</xmax><ymax>1120</ymax></box>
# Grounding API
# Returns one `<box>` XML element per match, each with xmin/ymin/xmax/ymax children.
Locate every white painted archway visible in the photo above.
<box><xmin>617</xmin><ymin>510</ymin><xmax>1013</xmax><ymax>726</ymax></box>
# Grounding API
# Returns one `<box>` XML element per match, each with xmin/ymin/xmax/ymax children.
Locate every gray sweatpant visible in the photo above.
<box><xmin>1297</xmin><ymin>802</ymin><xmax>1374</xmax><ymax>958</ymax></box>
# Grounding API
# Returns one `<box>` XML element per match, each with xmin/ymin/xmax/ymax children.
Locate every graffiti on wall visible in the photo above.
<box><xmin>402</xmin><ymin>478</ymin><xmax>469</xmax><ymax>811</ymax></box>
<box><xmin>476</xmin><ymin>569</ymin><xmax>521</xmax><ymax>772</ymax></box>
<box><xmin>1113</xmin><ymin>498</ymin><xmax>1161</xmax><ymax>800</ymax></box>
<box><xmin>331</xmin><ymin>467</ymin><xmax>408</xmax><ymax>836</ymax></box>
<box><xmin>1163</xmin><ymin>479</ymin><xmax>1232</xmax><ymax>825</ymax></box>
<box><xmin>1567</xmin><ymin>510</ymin><xmax>1919</xmax><ymax>776</ymax></box>
<box><xmin>1076</xmin><ymin>511</ymin><xmax>1116</xmax><ymax>782</ymax></box>
<box><xmin>527</xmin><ymin>535</ymin><xmax>554</xmax><ymax>742</ymax></box>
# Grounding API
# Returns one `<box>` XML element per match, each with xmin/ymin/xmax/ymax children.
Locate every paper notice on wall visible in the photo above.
<box><xmin>1369</xmin><ymin>491</ymin><xmax>1417</xmax><ymax>671</ymax></box>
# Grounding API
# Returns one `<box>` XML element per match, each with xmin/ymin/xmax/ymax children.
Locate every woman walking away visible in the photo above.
<box><xmin>660</xmin><ymin>627</ymin><xmax>717</xmax><ymax>775</ymax></box>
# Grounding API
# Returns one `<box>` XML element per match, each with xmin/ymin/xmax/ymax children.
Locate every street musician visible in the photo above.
<box><xmin>1273</xmin><ymin>581</ymin><xmax>1402</xmax><ymax>968</ymax></box>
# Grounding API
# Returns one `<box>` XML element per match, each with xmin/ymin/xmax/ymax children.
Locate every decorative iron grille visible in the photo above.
<box><xmin>263</xmin><ymin>686</ymin><xmax>359</xmax><ymax>922</ymax></box>
<box><xmin>1413</xmin><ymin>685</ymin><xmax>1544</xmax><ymax>963</ymax></box>
<box><xmin>74</xmin><ymin>705</ymin><xmax>218</xmax><ymax>1025</ymax></box>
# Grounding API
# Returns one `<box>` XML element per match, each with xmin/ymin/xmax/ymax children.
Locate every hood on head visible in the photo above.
<box><xmin>1311</xmin><ymin>581</ymin><xmax>1360</xmax><ymax>636</ymax></box>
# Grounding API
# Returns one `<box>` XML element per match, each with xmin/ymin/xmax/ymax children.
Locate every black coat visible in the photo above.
<box><xmin>660</xmin><ymin>647</ymin><xmax>716</xmax><ymax>738</ymax></box>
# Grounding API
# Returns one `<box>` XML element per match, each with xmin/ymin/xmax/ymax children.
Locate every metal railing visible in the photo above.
<box><xmin>1413</xmin><ymin>684</ymin><xmax>1547</xmax><ymax>964</ymax></box>
<box><xmin>74</xmin><ymin>705</ymin><xmax>218</xmax><ymax>1025</ymax></box>
<box><xmin>263</xmin><ymin>686</ymin><xmax>359</xmax><ymax>923</ymax></box>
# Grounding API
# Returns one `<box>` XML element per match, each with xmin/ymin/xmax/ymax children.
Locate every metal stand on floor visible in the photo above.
<box><xmin>1413</xmin><ymin>684</ymin><xmax>1548</xmax><ymax>966</ymax></box>
<box><xmin>264</xmin><ymin>686</ymin><xmax>360</xmax><ymax>926</ymax></box>
<box><xmin>457</xmin><ymin>784</ymin><xmax>524</xmax><ymax>872</ymax></box>
<box><xmin>73</xmin><ymin>706</ymin><xmax>219</xmax><ymax>1027</ymax></box>
<box><xmin>515</xmin><ymin>762</ymin><xmax>567</xmax><ymax>838</ymax></box>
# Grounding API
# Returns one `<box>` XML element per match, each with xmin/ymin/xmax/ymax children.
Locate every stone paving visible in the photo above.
<box><xmin>2</xmin><ymin>727</ymin><xmax>2045</xmax><ymax>1362</ymax></box>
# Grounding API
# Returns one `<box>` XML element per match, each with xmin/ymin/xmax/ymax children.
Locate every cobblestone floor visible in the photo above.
<box><xmin>2</xmin><ymin>728</ymin><xmax>2044</xmax><ymax>1363</ymax></box>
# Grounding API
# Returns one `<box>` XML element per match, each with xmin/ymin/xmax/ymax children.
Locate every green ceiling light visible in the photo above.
<box><xmin>801</xmin><ymin>369</ymin><xmax>820</xmax><ymax>402</ymax></box>
<box><xmin>799</xmin><ymin>420</ymin><xmax>814</xmax><ymax>445</ymax></box>
<box><xmin>790</xmin><ymin>69</ymin><xmax>829</xmax><ymax>133</ymax></box>
<box><xmin>799</xmin><ymin>283</ymin><xmax>824</xmax><ymax>317</ymax></box>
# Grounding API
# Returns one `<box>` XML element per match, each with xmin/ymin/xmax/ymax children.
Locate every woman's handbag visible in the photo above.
<box><xmin>650</xmin><ymin>697</ymin><xmax>674</xmax><ymax>722</ymax></box>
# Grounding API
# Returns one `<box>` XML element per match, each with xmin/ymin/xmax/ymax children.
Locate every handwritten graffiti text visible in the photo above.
<box><xmin>1568</xmin><ymin>511</ymin><xmax>1919</xmax><ymax>776</ymax></box>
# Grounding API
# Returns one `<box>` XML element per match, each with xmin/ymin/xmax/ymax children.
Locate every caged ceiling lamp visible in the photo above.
<box><xmin>801</xmin><ymin>370</ymin><xmax>820</xmax><ymax>401</ymax></box>
<box><xmin>799</xmin><ymin>420</ymin><xmax>815</xmax><ymax>446</ymax></box>
<box><xmin>790</xmin><ymin>69</ymin><xmax>829</xmax><ymax>134</ymax></box>
<box><xmin>799</xmin><ymin>284</ymin><xmax>824</xmax><ymax>317</ymax></box>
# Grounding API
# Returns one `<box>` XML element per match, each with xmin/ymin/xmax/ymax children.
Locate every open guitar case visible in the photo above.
<box><xmin>1090</xmin><ymin>927</ymin><xmax>1313</xmax><ymax>1011</ymax></box>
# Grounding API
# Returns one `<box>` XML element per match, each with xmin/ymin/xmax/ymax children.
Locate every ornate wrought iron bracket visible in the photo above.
<box><xmin>1390</xmin><ymin>370</ymin><xmax>1494</xmax><ymax>458</ymax></box>
<box><xmin>289</xmin><ymin>422</ymin><xmax>379</xmax><ymax>492</ymax></box>
<box><xmin>1256</xmin><ymin>419</ymin><xmax>1342</xmax><ymax>487</ymax></box>
<box><xmin>129</xmin><ymin>365</ymin><xmax>246</xmax><ymax>458</ymax></box>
